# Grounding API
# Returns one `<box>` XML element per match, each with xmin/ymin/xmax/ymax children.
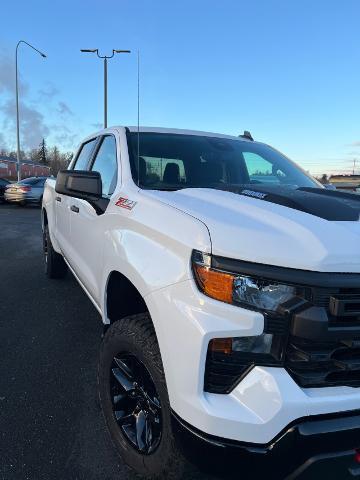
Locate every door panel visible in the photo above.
<box><xmin>67</xmin><ymin>198</ymin><xmax>101</xmax><ymax>301</ymax></box>
<box><xmin>68</xmin><ymin>135</ymin><xmax>118</xmax><ymax>305</ymax></box>
<box><xmin>55</xmin><ymin>194</ymin><xmax>71</xmax><ymax>256</ymax></box>
<box><xmin>57</xmin><ymin>138</ymin><xmax>98</xmax><ymax>262</ymax></box>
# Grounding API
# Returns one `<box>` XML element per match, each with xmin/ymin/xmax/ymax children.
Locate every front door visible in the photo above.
<box><xmin>68</xmin><ymin>134</ymin><xmax>118</xmax><ymax>304</ymax></box>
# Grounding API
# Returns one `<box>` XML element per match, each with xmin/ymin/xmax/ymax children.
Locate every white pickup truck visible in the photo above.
<box><xmin>42</xmin><ymin>126</ymin><xmax>360</xmax><ymax>479</ymax></box>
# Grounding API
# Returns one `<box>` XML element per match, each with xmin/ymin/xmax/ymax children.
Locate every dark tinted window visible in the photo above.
<box><xmin>0</xmin><ymin>179</ymin><xmax>9</xmax><ymax>186</ymax></box>
<box><xmin>19</xmin><ymin>177</ymin><xmax>45</xmax><ymax>185</ymax></box>
<box><xmin>73</xmin><ymin>139</ymin><xmax>97</xmax><ymax>170</ymax></box>
<box><xmin>127</xmin><ymin>133</ymin><xmax>318</xmax><ymax>190</ymax></box>
<box><xmin>90</xmin><ymin>136</ymin><xmax>118</xmax><ymax>196</ymax></box>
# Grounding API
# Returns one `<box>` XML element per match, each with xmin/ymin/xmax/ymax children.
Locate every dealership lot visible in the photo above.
<box><xmin>0</xmin><ymin>205</ymin><xmax>136</xmax><ymax>480</ymax></box>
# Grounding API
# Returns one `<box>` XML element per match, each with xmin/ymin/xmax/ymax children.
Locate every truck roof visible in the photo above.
<box><xmin>91</xmin><ymin>126</ymin><xmax>253</xmax><ymax>142</ymax></box>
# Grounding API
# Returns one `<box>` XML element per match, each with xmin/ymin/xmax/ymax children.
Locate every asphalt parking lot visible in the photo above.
<box><xmin>0</xmin><ymin>204</ymin><xmax>213</xmax><ymax>480</ymax></box>
<box><xmin>0</xmin><ymin>204</ymin><xmax>136</xmax><ymax>480</ymax></box>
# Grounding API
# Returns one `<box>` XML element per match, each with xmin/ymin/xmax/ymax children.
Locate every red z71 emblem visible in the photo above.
<box><xmin>115</xmin><ymin>197</ymin><xmax>137</xmax><ymax>210</ymax></box>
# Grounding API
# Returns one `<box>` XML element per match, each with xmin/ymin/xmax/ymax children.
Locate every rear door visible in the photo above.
<box><xmin>56</xmin><ymin>138</ymin><xmax>98</xmax><ymax>257</ymax></box>
<box><xmin>67</xmin><ymin>134</ymin><xmax>118</xmax><ymax>303</ymax></box>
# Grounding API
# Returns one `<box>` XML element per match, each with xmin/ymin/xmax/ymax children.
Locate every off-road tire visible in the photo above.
<box><xmin>43</xmin><ymin>224</ymin><xmax>67</xmax><ymax>279</ymax></box>
<box><xmin>98</xmin><ymin>313</ymin><xmax>201</xmax><ymax>479</ymax></box>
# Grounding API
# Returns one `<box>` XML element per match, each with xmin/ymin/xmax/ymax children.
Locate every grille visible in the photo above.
<box><xmin>285</xmin><ymin>287</ymin><xmax>360</xmax><ymax>389</ymax></box>
<box><xmin>286</xmin><ymin>337</ymin><xmax>360</xmax><ymax>388</ymax></box>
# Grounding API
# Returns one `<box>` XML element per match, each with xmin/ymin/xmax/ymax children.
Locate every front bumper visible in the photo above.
<box><xmin>172</xmin><ymin>410</ymin><xmax>360</xmax><ymax>479</ymax></box>
<box><xmin>146</xmin><ymin>279</ymin><xmax>360</xmax><ymax>444</ymax></box>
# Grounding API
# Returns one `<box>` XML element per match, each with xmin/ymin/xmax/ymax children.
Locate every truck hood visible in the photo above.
<box><xmin>143</xmin><ymin>186</ymin><xmax>360</xmax><ymax>273</ymax></box>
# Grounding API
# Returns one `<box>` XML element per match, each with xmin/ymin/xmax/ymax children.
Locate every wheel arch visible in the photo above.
<box><xmin>105</xmin><ymin>270</ymin><xmax>149</xmax><ymax>325</ymax></box>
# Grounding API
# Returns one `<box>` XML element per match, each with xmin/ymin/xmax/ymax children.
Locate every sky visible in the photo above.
<box><xmin>1</xmin><ymin>0</ymin><xmax>360</xmax><ymax>175</ymax></box>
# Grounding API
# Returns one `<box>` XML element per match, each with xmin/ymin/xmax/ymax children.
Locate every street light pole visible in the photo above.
<box><xmin>80</xmin><ymin>49</ymin><xmax>130</xmax><ymax>129</ymax></box>
<box><xmin>104</xmin><ymin>56</ymin><xmax>108</xmax><ymax>128</ymax></box>
<box><xmin>15</xmin><ymin>40</ymin><xmax>47</xmax><ymax>182</ymax></box>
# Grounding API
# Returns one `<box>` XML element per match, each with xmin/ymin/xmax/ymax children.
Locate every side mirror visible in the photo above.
<box><xmin>55</xmin><ymin>170</ymin><xmax>102</xmax><ymax>200</ymax></box>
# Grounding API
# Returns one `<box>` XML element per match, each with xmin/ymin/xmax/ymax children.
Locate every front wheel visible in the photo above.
<box><xmin>98</xmin><ymin>313</ymin><xmax>199</xmax><ymax>479</ymax></box>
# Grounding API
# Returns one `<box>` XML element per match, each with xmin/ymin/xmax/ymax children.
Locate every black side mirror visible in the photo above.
<box><xmin>55</xmin><ymin>170</ymin><xmax>102</xmax><ymax>200</ymax></box>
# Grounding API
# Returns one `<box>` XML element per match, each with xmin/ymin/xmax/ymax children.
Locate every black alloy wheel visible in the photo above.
<box><xmin>110</xmin><ymin>353</ymin><xmax>162</xmax><ymax>454</ymax></box>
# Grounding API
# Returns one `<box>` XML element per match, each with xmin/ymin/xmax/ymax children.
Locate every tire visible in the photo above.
<box><xmin>43</xmin><ymin>224</ymin><xmax>67</xmax><ymax>278</ymax></box>
<box><xmin>98</xmin><ymin>314</ymin><xmax>200</xmax><ymax>479</ymax></box>
<box><xmin>18</xmin><ymin>201</ymin><xmax>26</xmax><ymax>207</ymax></box>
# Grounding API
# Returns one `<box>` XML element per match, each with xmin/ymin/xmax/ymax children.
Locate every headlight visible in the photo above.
<box><xmin>192</xmin><ymin>250</ymin><xmax>295</xmax><ymax>312</ymax></box>
<box><xmin>233</xmin><ymin>276</ymin><xmax>295</xmax><ymax>311</ymax></box>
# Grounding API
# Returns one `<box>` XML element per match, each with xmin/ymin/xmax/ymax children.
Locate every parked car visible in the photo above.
<box><xmin>42</xmin><ymin>127</ymin><xmax>360</xmax><ymax>479</ymax></box>
<box><xmin>0</xmin><ymin>177</ymin><xmax>10</xmax><ymax>202</ymax></box>
<box><xmin>5</xmin><ymin>176</ymin><xmax>48</xmax><ymax>206</ymax></box>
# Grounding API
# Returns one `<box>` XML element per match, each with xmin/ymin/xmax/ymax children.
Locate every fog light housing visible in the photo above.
<box><xmin>233</xmin><ymin>333</ymin><xmax>273</xmax><ymax>354</ymax></box>
<box><xmin>205</xmin><ymin>334</ymin><xmax>284</xmax><ymax>394</ymax></box>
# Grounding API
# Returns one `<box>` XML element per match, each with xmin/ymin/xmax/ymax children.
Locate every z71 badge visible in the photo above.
<box><xmin>115</xmin><ymin>197</ymin><xmax>137</xmax><ymax>210</ymax></box>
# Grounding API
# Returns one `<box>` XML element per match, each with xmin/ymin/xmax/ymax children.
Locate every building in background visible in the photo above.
<box><xmin>329</xmin><ymin>175</ymin><xmax>360</xmax><ymax>193</ymax></box>
<box><xmin>0</xmin><ymin>156</ymin><xmax>50</xmax><ymax>180</ymax></box>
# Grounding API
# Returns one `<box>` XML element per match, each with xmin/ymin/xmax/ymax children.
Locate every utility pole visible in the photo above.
<box><xmin>80</xmin><ymin>49</ymin><xmax>131</xmax><ymax>128</ymax></box>
<box><xmin>16</xmin><ymin>40</ymin><xmax>47</xmax><ymax>181</ymax></box>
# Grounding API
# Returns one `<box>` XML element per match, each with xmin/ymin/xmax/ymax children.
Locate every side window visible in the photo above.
<box><xmin>90</xmin><ymin>136</ymin><xmax>118</xmax><ymax>197</ymax></box>
<box><xmin>73</xmin><ymin>139</ymin><xmax>97</xmax><ymax>170</ymax></box>
<box><xmin>243</xmin><ymin>152</ymin><xmax>285</xmax><ymax>185</ymax></box>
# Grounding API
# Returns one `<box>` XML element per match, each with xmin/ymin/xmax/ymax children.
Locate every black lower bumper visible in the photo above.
<box><xmin>171</xmin><ymin>410</ymin><xmax>360</xmax><ymax>479</ymax></box>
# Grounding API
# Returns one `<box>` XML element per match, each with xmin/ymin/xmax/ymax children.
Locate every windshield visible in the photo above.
<box><xmin>127</xmin><ymin>132</ymin><xmax>319</xmax><ymax>191</ymax></box>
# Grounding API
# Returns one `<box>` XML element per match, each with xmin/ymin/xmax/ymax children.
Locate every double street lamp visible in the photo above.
<box><xmin>80</xmin><ymin>49</ymin><xmax>130</xmax><ymax>128</ymax></box>
<box><xmin>16</xmin><ymin>40</ymin><xmax>47</xmax><ymax>181</ymax></box>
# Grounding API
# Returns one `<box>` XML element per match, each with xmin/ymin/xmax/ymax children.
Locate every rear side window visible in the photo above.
<box><xmin>35</xmin><ymin>178</ymin><xmax>46</xmax><ymax>186</ymax></box>
<box><xmin>19</xmin><ymin>178</ymin><xmax>43</xmax><ymax>185</ymax></box>
<box><xmin>90</xmin><ymin>135</ymin><xmax>118</xmax><ymax>197</ymax></box>
<box><xmin>73</xmin><ymin>138</ymin><xmax>97</xmax><ymax>170</ymax></box>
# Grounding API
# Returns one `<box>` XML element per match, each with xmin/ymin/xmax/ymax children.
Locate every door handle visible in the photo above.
<box><xmin>55</xmin><ymin>196</ymin><xmax>61</xmax><ymax>202</ymax></box>
<box><xmin>70</xmin><ymin>205</ymin><xmax>79</xmax><ymax>213</ymax></box>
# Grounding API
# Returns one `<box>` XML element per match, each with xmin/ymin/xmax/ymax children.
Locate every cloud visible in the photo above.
<box><xmin>1</xmin><ymin>99</ymin><xmax>49</xmax><ymax>150</ymax></box>
<box><xmin>51</xmin><ymin>124</ymin><xmax>79</xmax><ymax>150</ymax></box>
<box><xmin>0</xmin><ymin>54</ymin><xmax>77</xmax><ymax>151</ymax></box>
<box><xmin>38</xmin><ymin>84</ymin><xmax>59</xmax><ymax>101</ymax></box>
<box><xmin>57</xmin><ymin>101</ymin><xmax>73</xmax><ymax>116</ymax></box>
<box><xmin>91</xmin><ymin>122</ymin><xmax>103</xmax><ymax>130</ymax></box>
<box><xmin>349</xmin><ymin>141</ymin><xmax>360</xmax><ymax>147</ymax></box>
<box><xmin>0</xmin><ymin>132</ymin><xmax>5</xmax><ymax>149</ymax></box>
<box><xmin>0</xmin><ymin>53</ymin><xmax>28</xmax><ymax>96</ymax></box>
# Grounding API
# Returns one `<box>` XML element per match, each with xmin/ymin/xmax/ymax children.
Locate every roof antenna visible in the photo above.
<box><xmin>239</xmin><ymin>130</ymin><xmax>254</xmax><ymax>141</ymax></box>
<box><xmin>137</xmin><ymin>49</ymin><xmax>140</xmax><ymax>187</ymax></box>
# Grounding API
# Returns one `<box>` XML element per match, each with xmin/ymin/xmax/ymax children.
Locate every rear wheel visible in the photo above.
<box><xmin>98</xmin><ymin>313</ymin><xmax>199</xmax><ymax>479</ymax></box>
<box><xmin>43</xmin><ymin>225</ymin><xmax>67</xmax><ymax>278</ymax></box>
